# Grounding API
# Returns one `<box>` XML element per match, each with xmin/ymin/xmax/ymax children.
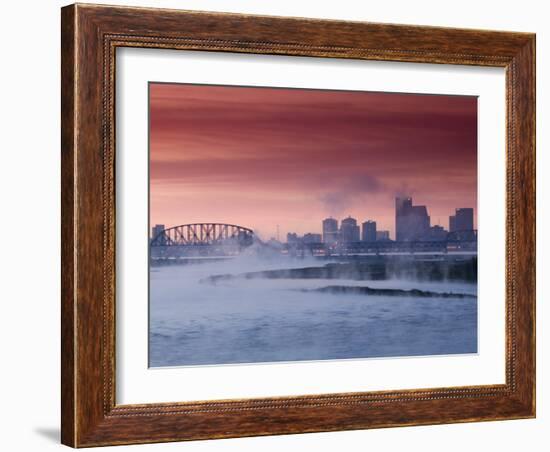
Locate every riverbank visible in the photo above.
<box><xmin>201</xmin><ymin>257</ymin><xmax>477</xmax><ymax>284</ymax></box>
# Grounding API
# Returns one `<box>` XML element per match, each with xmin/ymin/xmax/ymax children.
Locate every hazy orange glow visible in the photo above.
<box><xmin>149</xmin><ymin>83</ymin><xmax>477</xmax><ymax>240</ymax></box>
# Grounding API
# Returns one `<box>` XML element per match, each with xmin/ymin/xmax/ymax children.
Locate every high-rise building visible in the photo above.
<box><xmin>287</xmin><ymin>232</ymin><xmax>299</xmax><ymax>244</ymax></box>
<box><xmin>395</xmin><ymin>196</ymin><xmax>430</xmax><ymax>241</ymax></box>
<box><xmin>361</xmin><ymin>220</ymin><xmax>377</xmax><ymax>242</ymax></box>
<box><xmin>340</xmin><ymin>216</ymin><xmax>360</xmax><ymax>243</ymax></box>
<box><xmin>395</xmin><ymin>197</ymin><xmax>412</xmax><ymax>241</ymax></box>
<box><xmin>322</xmin><ymin>217</ymin><xmax>339</xmax><ymax>243</ymax></box>
<box><xmin>303</xmin><ymin>233</ymin><xmax>322</xmax><ymax>243</ymax></box>
<box><xmin>376</xmin><ymin>230</ymin><xmax>390</xmax><ymax>241</ymax></box>
<box><xmin>449</xmin><ymin>208</ymin><xmax>474</xmax><ymax>232</ymax></box>
<box><xmin>427</xmin><ymin>225</ymin><xmax>448</xmax><ymax>241</ymax></box>
<box><xmin>151</xmin><ymin>224</ymin><xmax>166</xmax><ymax>245</ymax></box>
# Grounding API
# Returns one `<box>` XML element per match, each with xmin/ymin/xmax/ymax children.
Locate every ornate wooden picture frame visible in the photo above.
<box><xmin>61</xmin><ymin>3</ymin><xmax>535</xmax><ymax>447</ymax></box>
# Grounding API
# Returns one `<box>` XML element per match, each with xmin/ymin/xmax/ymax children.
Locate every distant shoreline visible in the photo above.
<box><xmin>300</xmin><ymin>285</ymin><xmax>476</xmax><ymax>299</ymax></box>
<box><xmin>200</xmin><ymin>258</ymin><xmax>478</xmax><ymax>284</ymax></box>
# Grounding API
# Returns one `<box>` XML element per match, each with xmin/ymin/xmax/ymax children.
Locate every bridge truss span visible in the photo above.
<box><xmin>150</xmin><ymin>223</ymin><xmax>254</xmax><ymax>248</ymax></box>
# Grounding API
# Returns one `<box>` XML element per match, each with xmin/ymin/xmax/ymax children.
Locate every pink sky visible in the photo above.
<box><xmin>149</xmin><ymin>83</ymin><xmax>477</xmax><ymax>240</ymax></box>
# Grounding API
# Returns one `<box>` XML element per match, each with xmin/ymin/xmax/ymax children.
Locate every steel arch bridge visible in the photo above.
<box><xmin>150</xmin><ymin>223</ymin><xmax>254</xmax><ymax>248</ymax></box>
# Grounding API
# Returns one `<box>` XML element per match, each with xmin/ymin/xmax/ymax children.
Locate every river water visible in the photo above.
<box><xmin>149</xmin><ymin>256</ymin><xmax>477</xmax><ymax>367</ymax></box>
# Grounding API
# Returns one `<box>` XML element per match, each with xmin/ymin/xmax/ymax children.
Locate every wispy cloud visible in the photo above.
<box><xmin>149</xmin><ymin>83</ymin><xmax>477</xmax><ymax>236</ymax></box>
<box><xmin>319</xmin><ymin>174</ymin><xmax>384</xmax><ymax>216</ymax></box>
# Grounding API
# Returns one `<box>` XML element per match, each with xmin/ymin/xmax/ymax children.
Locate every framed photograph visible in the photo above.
<box><xmin>61</xmin><ymin>3</ymin><xmax>535</xmax><ymax>447</ymax></box>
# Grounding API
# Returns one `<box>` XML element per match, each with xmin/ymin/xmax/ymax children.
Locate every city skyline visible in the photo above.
<box><xmin>151</xmin><ymin>195</ymin><xmax>475</xmax><ymax>244</ymax></box>
<box><xmin>150</xmin><ymin>83</ymin><xmax>477</xmax><ymax>239</ymax></box>
<box><xmin>291</xmin><ymin>203</ymin><xmax>474</xmax><ymax>244</ymax></box>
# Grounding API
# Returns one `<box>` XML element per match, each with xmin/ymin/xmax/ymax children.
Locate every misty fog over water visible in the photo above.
<box><xmin>149</xmin><ymin>256</ymin><xmax>477</xmax><ymax>367</ymax></box>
